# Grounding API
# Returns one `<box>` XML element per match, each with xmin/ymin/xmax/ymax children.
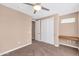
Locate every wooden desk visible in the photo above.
<box><xmin>59</xmin><ymin>35</ymin><xmax>79</xmax><ymax>41</ymax></box>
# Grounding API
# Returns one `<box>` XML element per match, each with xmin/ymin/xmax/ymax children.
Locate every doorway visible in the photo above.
<box><xmin>32</xmin><ymin>21</ymin><xmax>35</xmax><ymax>40</ymax></box>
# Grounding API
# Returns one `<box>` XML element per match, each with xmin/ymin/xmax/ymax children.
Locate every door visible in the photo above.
<box><xmin>35</xmin><ymin>20</ymin><xmax>41</xmax><ymax>41</ymax></box>
<box><xmin>41</xmin><ymin>17</ymin><xmax>54</xmax><ymax>44</ymax></box>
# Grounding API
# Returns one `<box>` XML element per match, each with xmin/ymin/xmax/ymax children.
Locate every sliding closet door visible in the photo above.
<box><xmin>35</xmin><ymin>20</ymin><xmax>41</xmax><ymax>41</ymax></box>
<box><xmin>41</xmin><ymin>17</ymin><xmax>54</xmax><ymax>44</ymax></box>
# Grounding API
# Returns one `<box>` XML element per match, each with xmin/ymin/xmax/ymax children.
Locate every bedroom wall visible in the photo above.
<box><xmin>59</xmin><ymin>12</ymin><xmax>78</xmax><ymax>36</ymax></box>
<box><xmin>0</xmin><ymin>5</ymin><xmax>32</xmax><ymax>54</ymax></box>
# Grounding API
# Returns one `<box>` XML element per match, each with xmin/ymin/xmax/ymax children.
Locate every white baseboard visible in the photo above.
<box><xmin>54</xmin><ymin>44</ymin><xmax>59</xmax><ymax>47</ymax></box>
<box><xmin>0</xmin><ymin>42</ymin><xmax>32</xmax><ymax>56</ymax></box>
<box><xmin>60</xmin><ymin>43</ymin><xmax>78</xmax><ymax>49</ymax></box>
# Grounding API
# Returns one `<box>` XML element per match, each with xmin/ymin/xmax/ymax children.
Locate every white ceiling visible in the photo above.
<box><xmin>1</xmin><ymin>3</ymin><xmax>79</xmax><ymax>20</ymax></box>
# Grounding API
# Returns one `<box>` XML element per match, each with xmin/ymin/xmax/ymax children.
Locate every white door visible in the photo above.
<box><xmin>41</xmin><ymin>17</ymin><xmax>54</xmax><ymax>44</ymax></box>
<box><xmin>35</xmin><ymin>20</ymin><xmax>41</xmax><ymax>41</ymax></box>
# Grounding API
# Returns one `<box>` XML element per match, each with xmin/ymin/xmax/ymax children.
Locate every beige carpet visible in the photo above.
<box><xmin>3</xmin><ymin>40</ymin><xmax>78</xmax><ymax>56</ymax></box>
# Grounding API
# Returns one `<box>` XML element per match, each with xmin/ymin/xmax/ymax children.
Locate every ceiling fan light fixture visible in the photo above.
<box><xmin>33</xmin><ymin>5</ymin><xmax>41</xmax><ymax>11</ymax></box>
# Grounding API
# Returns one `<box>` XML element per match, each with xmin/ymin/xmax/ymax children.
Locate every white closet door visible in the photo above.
<box><xmin>35</xmin><ymin>20</ymin><xmax>41</xmax><ymax>41</ymax></box>
<box><xmin>41</xmin><ymin>17</ymin><xmax>54</xmax><ymax>44</ymax></box>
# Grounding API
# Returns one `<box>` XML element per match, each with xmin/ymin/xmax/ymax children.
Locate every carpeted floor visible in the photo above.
<box><xmin>3</xmin><ymin>40</ymin><xmax>78</xmax><ymax>56</ymax></box>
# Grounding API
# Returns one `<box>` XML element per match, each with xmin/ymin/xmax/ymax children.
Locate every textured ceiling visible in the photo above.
<box><xmin>1</xmin><ymin>3</ymin><xmax>79</xmax><ymax>20</ymax></box>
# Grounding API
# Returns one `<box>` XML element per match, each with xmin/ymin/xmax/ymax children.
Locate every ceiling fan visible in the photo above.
<box><xmin>24</xmin><ymin>3</ymin><xmax>50</xmax><ymax>14</ymax></box>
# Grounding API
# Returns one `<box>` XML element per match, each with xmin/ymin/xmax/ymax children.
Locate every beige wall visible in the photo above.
<box><xmin>54</xmin><ymin>14</ymin><xmax>59</xmax><ymax>46</ymax></box>
<box><xmin>59</xmin><ymin>12</ymin><xmax>78</xmax><ymax>36</ymax></box>
<box><xmin>0</xmin><ymin>5</ymin><xmax>32</xmax><ymax>54</ymax></box>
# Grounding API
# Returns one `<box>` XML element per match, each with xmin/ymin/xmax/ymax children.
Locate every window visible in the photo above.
<box><xmin>61</xmin><ymin>18</ymin><xmax>75</xmax><ymax>23</ymax></box>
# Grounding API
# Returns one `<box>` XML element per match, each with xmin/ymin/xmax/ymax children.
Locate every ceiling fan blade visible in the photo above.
<box><xmin>42</xmin><ymin>6</ymin><xmax>50</xmax><ymax>11</ymax></box>
<box><xmin>24</xmin><ymin>3</ymin><xmax>34</xmax><ymax>6</ymax></box>
<box><xmin>34</xmin><ymin>10</ymin><xmax>37</xmax><ymax>14</ymax></box>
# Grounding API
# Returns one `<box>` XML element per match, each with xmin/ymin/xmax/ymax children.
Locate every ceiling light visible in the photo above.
<box><xmin>33</xmin><ymin>5</ymin><xmax>41</xmax><ymax>11</ymax></box>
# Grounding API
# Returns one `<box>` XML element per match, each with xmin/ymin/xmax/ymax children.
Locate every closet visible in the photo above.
<box><xmin>40</xmin><ymin>17</ymin><xmax>54</xmax><ymax>44</ymax></box>
<box><xmin>35</xmin><ymin>15</ymin><xmax>59</xmax><ymax>46</ymax></box>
